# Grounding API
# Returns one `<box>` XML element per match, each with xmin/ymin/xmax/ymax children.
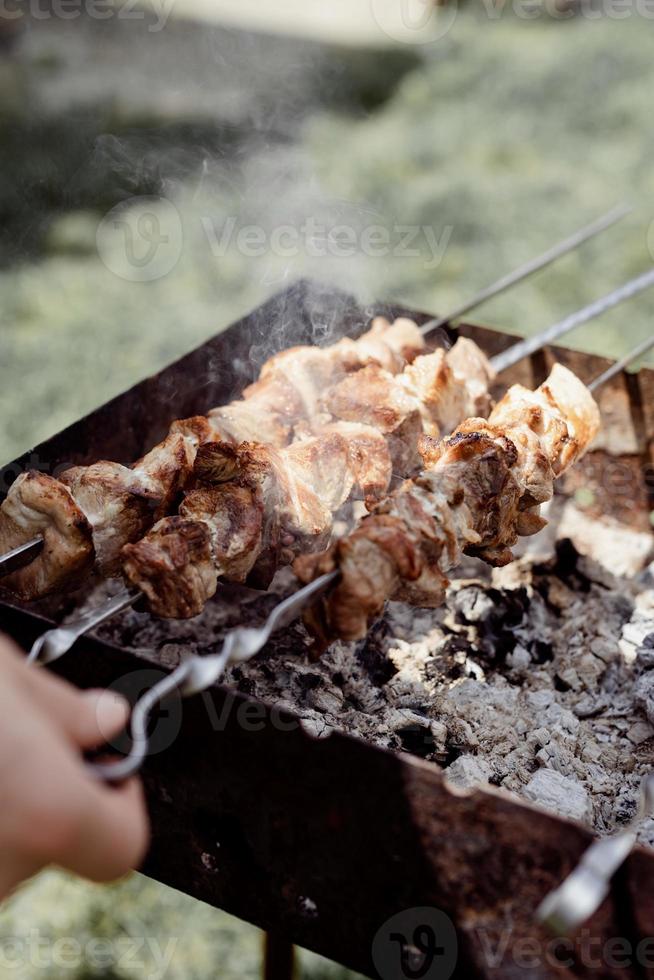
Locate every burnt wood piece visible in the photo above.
<box><xmin>1</xmin><ymin>280</ymin><xmax>653</xmax><ymax>979</ymax></box>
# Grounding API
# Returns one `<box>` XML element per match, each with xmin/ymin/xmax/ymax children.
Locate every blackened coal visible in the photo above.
<box><xmin>94</xmin><ymin>525</ymin><xmax>654</xmax><ymax>843</ymax></box>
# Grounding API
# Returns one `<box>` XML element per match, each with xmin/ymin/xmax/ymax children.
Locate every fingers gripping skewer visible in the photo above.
<box><xmin>420</xmin><ymin>203</ymin><xmax>631</xmax><ymax>336</ymax></box>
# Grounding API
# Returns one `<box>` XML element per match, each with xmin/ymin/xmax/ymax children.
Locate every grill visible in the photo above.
<box><xmin>1</xmin><ymin>279</ymin><xmax>654</xmax><ymax>979</ymax></box>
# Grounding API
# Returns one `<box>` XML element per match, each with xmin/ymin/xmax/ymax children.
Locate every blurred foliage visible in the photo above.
<box><xmin>2</xmin><ymin>9</ymin><xmax>654</xmax><ymax>978</ymax></box>
<box><xmin>0</xmin><ymin>871</ymin><xmax>365</xmax><ymax>979</ymax></box>
<box><xmin>307</xmin><ymin>12</ymin><xmax>654</xmax><ymax>350</ymax></box>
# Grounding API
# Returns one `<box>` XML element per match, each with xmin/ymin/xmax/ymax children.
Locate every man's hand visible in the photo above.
<box><xmin>0</xmin><ymin>633</ymin><xmax>149</xmax><ymax>900</ymax></box>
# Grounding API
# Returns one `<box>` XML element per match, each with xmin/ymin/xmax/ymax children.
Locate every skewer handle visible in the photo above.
<box><xmin>27</xmin><ymin>588</ymin><xmax>140</xmax><ymax>665</ymax></box>
<box><xmin>538</xmin><ymin>774</ymin><xmax>654</xmax><ymax>934</ymax></box>
<box><xmin>87</xmin><ymin>571</ymin><xmax>340</xmax><ymax>783</ymax></box>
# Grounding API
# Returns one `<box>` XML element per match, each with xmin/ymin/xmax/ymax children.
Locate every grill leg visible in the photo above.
<box><xmin>263</xmin><ymin>932</ymin><xmax>295</xmax><ymax>980</ymax></box>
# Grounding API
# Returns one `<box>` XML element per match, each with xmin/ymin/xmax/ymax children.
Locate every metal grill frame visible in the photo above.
<box><xmin>2</xmin><ymin>280</ymin><xmax>654</xmax><ymax>979</ymax></box>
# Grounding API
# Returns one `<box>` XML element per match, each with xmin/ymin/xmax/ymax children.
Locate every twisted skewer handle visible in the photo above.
<box><xmin>87</xmin><ymin>571</ymin><xmax>339</xmax><ymax>783</ymax></box>
<box><xmin>27</xmin><ymin>589</ymin><xmax>140</xmax><ymax>665</ymax></box>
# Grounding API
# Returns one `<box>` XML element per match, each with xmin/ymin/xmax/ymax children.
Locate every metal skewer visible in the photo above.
<box><xmin>25</xmin><ymin>323</ymin><xmax>654</xmax><ymax>674</ymax></box>
<box><xmin>0</xmin><ymin>537</ymin><xmax>43</xmax><ymax>578</ymax></box>
<box><xmin>27</xmin><ymin>589</ymin><xmax>140</xmax><ymax>666</ymax></box>
<box><xmin>89</xmin><ymin>570</ymin><xmax>339</xmax><ymax>782</ymax></box>
<box><xmin>0</xmin><ymin>209</ymin><xmax>633</xmax><ymax>584</ymax></box>
<box><xmin>588</xmin><ymin>331</ymin><xmax>654</xmax><ymax>391</ymax></box>
<box><xmin>420</xmin><ymin>203</ymin><xmax>631</xmax><ymax>336</ymax></box>
<box><xmin>491</xmin><ymin>267</ymin><xmax>654</xmax><ymax>374</ymax></box>
<box><xmin>30</xmin><ymin>332</ymin><xmax>654</xmax><ymax>784</ymax></box>
<box><xmin>538</xmin><ymin>774</ymin><xmax>654</xmax><ymax>935</ymax></box>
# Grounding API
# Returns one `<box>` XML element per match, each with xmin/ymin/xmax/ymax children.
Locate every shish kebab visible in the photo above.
<box><xmin>3</xmin><ymin>318</ymin><xmax>492</xmax><ymax>603</ymax></box>
<box><xmin>79</xmin><ymin>269</ymin><xmax>654</xmax><ymax>620</ymax></box>
<box><xmin>86</xmin><ymin>334</ymin><xmax>654</xmax><ymax>784</ymax></box>
<box><xmin>0</xmin><ymin>207</ymin><xmax>632</xmax><ymax>594</ymax></box>
<box><xmin>0</xmin><ymin>268</ymin><xmax>637</xmax><ymax>617</ymax></box>
<box><xmin>294</xmin><ymin>362</ymin><xmax>599</xmax><ymax>649</ymax></box>
<box><xmin>0</xmin><ymin>320</ymin><xmax>425</xmax><ymax>599</ymax></box>
<box><xmin>27</xmin><ymin>308</ymin><xmax>654</xmax><ymax>672</ymax></box>
<box><xmin>5</xmin><ymin>261</ymin><xmax>654</xmax><ymax>612</ymax></box>
<box><xmin>297</xmin><ymin>333</ymin><xmax>654</xmax><ymax>649</ymax></box>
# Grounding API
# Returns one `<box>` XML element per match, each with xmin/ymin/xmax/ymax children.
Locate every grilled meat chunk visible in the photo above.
<box><xmin>209</xmin><ymin>315</ymin><xmax>426</xmax><ymax>445</ymax></box>
<box><xmin>0</xmin><ymin>317</ymin><xmax>427</xmax><ymax>603</ymax></box>
<box><xmin>323</xmin><ymin>364</ymin><xmax>424</xmax><ymax>476</ymax></box>
<box><xmin>295</xmin><ymin>364</ymin><xmax>600</xmax><ymax>650</ymax></box>
<box><xmin>322</xmin><ymin>340</ymin><xmax>495</xmax><ymax>475</ymax></box>
<box><xmin>60</xmin><ymin>420</ymin><xmax>209</xmax><ymax>574</ymax></box>
<box><xmin>403</xmin><ymin>338</ymin><xmax>495</xmax><ymax>435</ymax></box>
<box><xmin>121</xmin><ymin>415</ymin><xmax>397</xmax><ymax>618</ymax></box>
<box><xmin>0</xmin><ymin>473</ymin><xmax>93</xmax><ymax>600</ymax></box>
<box><xmin>122</xmin><ymin>433</ymin><xmax>353</xmax><ymax>617</ymax></box>
<box><xmin>122</xmin><ymin>516</ymin><xmax>218</xmax><ymax>620</ymax></box>
<box><xmin>60</xmin><ymin>462</ymin><xmax>161</xmax><ymax>574</ymax></box>
<box><xmin>312</xmin><ymin>422</ymin><xmax>393</xmax><ymax>503</ymax></box>
<box><xmin>120</xmin><ymin>343</ymin><xmax>498</xmax><ymax>618</ymax></box>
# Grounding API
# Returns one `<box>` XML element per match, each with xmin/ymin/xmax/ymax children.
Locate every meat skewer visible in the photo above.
<box><xmin>80</xmin><ymin>336</ymin><xmax>654</xmax><ymax>785</ymax></box>
<box><xmin>28</xmin><ymin>331</ymin><xmax>654</xmax><ymax>671</ymax></box>
<box><xmin>294</xmin><ymin>362</ymin><xmax>601</xmax><ymax>649</ymax></box>
<box><xmin>2</xmin><ymin>332</ymin><xmax>492</xmax><ymax>603</ymax></box>
<box><xmin>0</xmin><ymin>208</ymin><xmax>632</xmax><ymax>590</ymax></box>
<box><xmin>295</xmin><ymin>331</ymin><xmax>654</xmax><ymax>650</ymax></box>
<box><xmin>120</xmin><ymin>338</ymin><xmax>495</xmax><ymax>617</ymax></box>
<box><xmin>0</xmin><ymin>315</ymin><xmax>427</xmax><ymax>599</ymax></box>
<box><xmin>1</xmin><ymin>271</ymin><xmax>646</xmax><ymax>607</ymax></box>
<box><xmin>73</xmin><ymin>276</ymin><xmax>654</xmax><ymax>618</ymax></box>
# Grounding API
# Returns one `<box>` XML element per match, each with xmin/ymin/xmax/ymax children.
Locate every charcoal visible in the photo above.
<box><xmin>95</xmin><ymin>513</ymin><xmax>654</xmax><ymax>839</ymax></box>
<box><xmin>635</xmin><ymin>673</ymin><xmax>654</xmax><ymax>726</ymax></box>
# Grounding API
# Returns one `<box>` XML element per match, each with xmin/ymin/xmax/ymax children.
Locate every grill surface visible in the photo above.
<box><xmin>1</xmin><ymin>280</ymin><xmax>653</xmax><ymax>979</ymax></box>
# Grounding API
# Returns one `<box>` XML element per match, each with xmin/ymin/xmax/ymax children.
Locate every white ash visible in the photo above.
<box><xmin>444</xmin><ymin>754</ymin><xmax>493</xmax><ymax>790</ymax></box>
<box><xmin>523</xmin><ymin>769</ymin><xmax>592</xmax><ymax>823</ymax></box>
<box><xmin>95</xmin><ymin>518</ymin><xmax>654</xmax><ymax>843</ymax></box>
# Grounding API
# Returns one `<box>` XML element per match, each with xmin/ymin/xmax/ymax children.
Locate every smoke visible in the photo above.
<box><xmin>22</xmin><ymin>8</ymin><xmax>442</xmax><ymax>386</ymax></box>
